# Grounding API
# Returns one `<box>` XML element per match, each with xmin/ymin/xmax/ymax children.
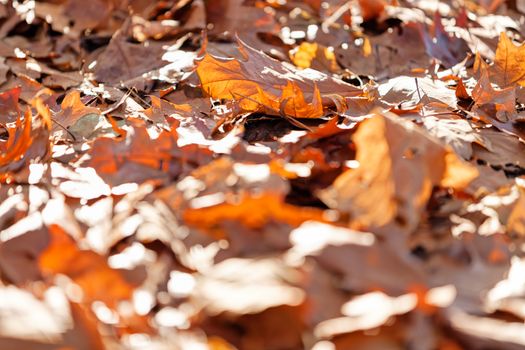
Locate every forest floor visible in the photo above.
<box><xmin>2</xmin><ymin>0</ymin><xmax>525</xmax><ymax>349</ymax></box>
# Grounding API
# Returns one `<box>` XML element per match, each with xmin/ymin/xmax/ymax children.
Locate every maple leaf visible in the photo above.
<box><xmin>492</xmin><ymin>32</ymin><xmax>525</xmax><ymax>87</ymax></box>
<box><xmin>195</xmin><ymin>39</ymin><xmax>364</xmax><ymax>119</ymax></box>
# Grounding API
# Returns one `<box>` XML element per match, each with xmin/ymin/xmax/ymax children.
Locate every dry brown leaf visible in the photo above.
<box><xmin>422</xmin><ymin>117</ymin><xmax>483</xmax><ymax>159</ymax></box>
<box><xmin>420</xmin><ymin>12</ymin><xmax>470</xmax><ymax>68</ymax></box>
<box><xmin>492</xmin><ymin>32</ymin><xmax>525</xmax><ymax>87</ymax></box>
<box><xmin>79</xmin><ymin>119</ymin><xmax>211</xmax><ymax>186</ymax></box>
<box><xmin>507</xmin><ymin>185</ymin><xmax>525</xmax><ymax>237</ymax></box>
<box><xmin>92</xmin><ymin>20</ymin><xmax>169</xmax><ymax>84</ymax></box>
<box><xmin>1</xmin><ymin>1</ymin><xmax>525</xmax><ymax>349</ymax></box>
<box><xmin>472</xmin><ymin>68</ymin><xmax>516</xmax><ymax>123</ymax></box>
<box><xmin>0</xmin><ymin>104</ymin><xmax>51</xmax><ymax>181</ymax></box>
<box><xmin>196</xmin><ymin>39</ymin><xmax>364</xmax><ymax>119</ymax></box>
<box><xmin>319</xmin><ymin>112</ymin><xmax>477</xmax><ymax>234</ymax></box>
<box><xmin>0</xmin><ymin>86</ymin><xmax>21</xmax><ymax>124</ymax></box>
<box><xmin>193</xmin><ymin>257</ymin><xmax>305</xmax><ymax>315</ymax></box>
<box><xmin>53</xmin><ymin>90</ymin><xmax>100</xmax><ymax>130</ymax></box>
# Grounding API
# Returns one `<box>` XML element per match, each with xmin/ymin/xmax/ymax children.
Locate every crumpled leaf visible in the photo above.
<box><xmin>319</xmin><ymin>112</ymin><xmax>477</xmax><ymax>234</ymax></box>
<box><xmin>472</xmin><ymin>68</ymin><xmax>516</xmax><ymax>123</ymax></box>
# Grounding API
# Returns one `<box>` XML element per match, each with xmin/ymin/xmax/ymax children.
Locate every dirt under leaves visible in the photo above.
<box><xmin>3</xmin><ymin>0</ymin><xmax>525</xmax><ymax>349</ymax></box>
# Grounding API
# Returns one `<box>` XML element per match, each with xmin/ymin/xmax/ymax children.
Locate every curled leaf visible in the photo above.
<box><xmin>319</xmin><ymin>112</ymin><xmax>477</xmax><ymax>234</ymax></box>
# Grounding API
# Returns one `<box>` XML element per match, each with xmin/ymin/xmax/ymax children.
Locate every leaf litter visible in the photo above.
<box><xmin>2</xmin><ymin>0</ymin><xmax>525</xmax><ymax>349</ymax></box>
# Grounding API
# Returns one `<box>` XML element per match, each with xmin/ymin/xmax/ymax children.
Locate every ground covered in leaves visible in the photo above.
<box><xmin>4</xmin><ymin>0</ymin><xmax>525</xmax><ymax>349</ymax></box>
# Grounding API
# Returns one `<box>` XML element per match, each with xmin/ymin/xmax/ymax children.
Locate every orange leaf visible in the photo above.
<box><xmin>0</xmin><ymin>86</ymin><xmax>22</xmax><ymax>124</ymax></box>
<box><xmin>39</xmin><ymin>225</ymin><xmax>134</xmax><ymax>305</ymax></box>
<box><xmin>183</xmin><ymin>193</ymin><xmax>325</xmax><ymax>238</ymax></box>
<box><xmin>358</xmin><ymin>0</ymin><xmax>385</xmax><ymax>21</ymax></box>
<box><xmin>472</xmin><ymin>67</ymin><xmax>516</xmax><ymax>123</ymax></box>
<box><xmin>195</xmin><ymin>39</ymin><xmax>363</xmax><ymax>119</ymax></box>
<box><xmin>54</xmin><ymin>90</ymin><xmax>101</xmax><ymax>128</ymax></box>
<box><xmin>320</xmin><ymin>112</ymin><xmax>477</xmax><ymax>234</ymax></box>
<box><xmin>492</xmin><ymin>32</ymin><xmax>525</xmax><ymax>87</ymax></box>
<box><xmin>0</xmin><ymin>108</ymin><xmax>34</xmax><ymax>167</ymax></box>
<box><xmin>289</xmin><ymin>42</ymin><xmax>340</xmax><ymax>72</ymax></box>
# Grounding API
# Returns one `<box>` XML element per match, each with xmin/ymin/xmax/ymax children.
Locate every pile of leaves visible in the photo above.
<box><xmin>4</xmin><ymin>0</ymin><xmax>525</xmax><ymax>348</ymax></box>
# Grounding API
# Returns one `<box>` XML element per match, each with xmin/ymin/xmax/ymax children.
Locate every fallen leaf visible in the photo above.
<box><xmin>358</xmin><ymin>0</ymin><xmax>386</xmax><ymax>21</ymax></box>
<box><xmin>492</xmin><ymin>32</ymin><xmax>525</xmax><ymax>87</ymax></box>
<box><xmin>0</xmin><ymin>86</ymin><xmax>21</xmax><ymax>124</ymax></box>
<box><xmin>51</xmin><ymin>90</ymin><xmax>101</xmax><ymax>139</ymax></box>
<box><xmin>183</xmin><ymin>192</ymin><xmax>326</xmax><ymax>239</ymax></box>
<box><xmin>196</xmin><ymin>39</ymin><xmax>364</xmax><ymax>119</ymax></box>
<box><xmin>420</xmin><ymin>12</ymin><xmax>470</xmax><ymax>68</ymax></box>
<box><xmin>39</xmin><ymin>224</ymin><xmax>135</xmax><ymax>306</ymax></box>
<box><xmin>289</xmin><ymin>42</ymin><xmax>340</xmax><ymax>73</ymax></box>
<box><xmin>472</xmin><ymin>68</ymin><xmax>516</xmax><ymax>123</ymax></box>
<box><xmin>319</xmin><ymin>112</ymin><xmax>477</xmax><ymax>234</ymax></box>
<box><xmin>79</xmin><ymin>119</ymin><xmax>212</xmax><ymax>186</ymax></box>
<box><xmin>422</xmin><ymin>116</ymin><xmax>483</xmax><ymax>159</ymax></box>
<box><xmin>0</xmin><ymin>105</ymin><xmax>51</xmax><ymax>181</ymax></box>
<box><xmin>193</xmin><ymin>257</ymin><xmax>305</xmax><ymax>315</ymax></box>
